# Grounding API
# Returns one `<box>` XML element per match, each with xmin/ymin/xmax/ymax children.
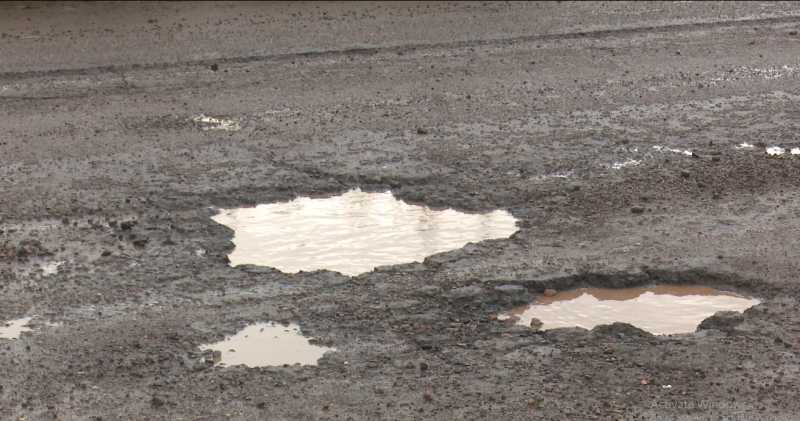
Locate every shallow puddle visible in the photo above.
<box><xmin>653</xmin><ymin>145</ymin><xmax>693</xmax><ymax>156</ymax></box>
<box><xmin>611</xmin><ymin>159</ymin><xmax>640</xmax><ymax>170</ymax></box>
<box><xmin>41</xmin><ymin>261</ymin><xmax>64</xmax><ymax>276</ymax></box>
<box><xmin>766</xmin><ymin>146</ymin><xmax>785</xmax><ymax>156</ymax></box>
<box><xmin>199</xmin><ymin>323</ymin><xmax>334</xmax><ymax>367</ymax></box>
<box><xmin>503</xmin><ymin>286</ymin><xmax>760</xmax><ymax>335</ymax></box>
<box><xmin>212</xmin><ymin>188</ymin><xmax>518</xmax><ymax>276</ymax></box>
<box><xmin>0</xmin><ymin>317</ymin><xmax>33</xmax><ymax>339</ymax></box>
<box><xmin>193</xmin><ymin>115</ymin><xmax>240</xmax><ymax>131</ymax></box>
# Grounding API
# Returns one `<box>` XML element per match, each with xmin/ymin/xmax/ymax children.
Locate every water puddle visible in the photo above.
<box><xmin>193</xmin><ymin>115</ymin><xmax>240</xmax><ymax>131</ymax></box>
<box><xmin>0</xmin><ymin>317</ymin><xmax>33</xmax><ymax>339</ymax></box>
<box><xmin>41</xmin><ymin>260</ymin><xmax>64</xmax><ymax>276</ymax></box>
<box><xmin>766</xmin><ymin>146</ymin><xmax>785</xmax><ymax>156</ymax></box>
<box><xmin>530</xmin><ymin>170</ymin><xmax>573</xmax><ymax>182</ymax></box>
<box><xmin>653</xmin><ymin>145</ymin><xmax>693</xmax><ymax>156</ymax></box>
<box><xmin>199</xmin><ymin>323</ymin><xmax>334</xmax><ymax>367</ymax></box>
<box><xmin>502</xmin><ymin>286</ymin><xmax>760</xmax><ymax>335</ymax></box>
<box><xmin>611</xmin><ymin>159</ymin><xmax>640</xmax><ymax>170</ymax></box>
<box><xmin>212</xmin><ymin>188</ymin><xmax>518</xmax><ymax>276</ymax></box>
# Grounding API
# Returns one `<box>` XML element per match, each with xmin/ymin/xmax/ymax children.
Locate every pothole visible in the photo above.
<box><xmin>193</xmin><ymin>115</ymin><xmax>240</xmax><ymax>131</ymax></box>
<box><xmin>41</xmin><ymin>260</ymin><xmax>64</xmax><ymax>276</ymax></box>
<box><xmin>766</xmin><ymin>146</ymin><xmax>785</xmax><ymax>156</ymax></box>
<box><xmin>212</xmin><ymin>188</ymin><xmax>518</xmax><ymax>276</ymax></box>
<box><xmin>0</xmin><ymin>317</ymin><xmax>34</xmax><ymax>339</ymax></box>
<box><xmin>501</xmin><ymin>286</ymin><xmax>760</xmax><ymax>335</ymax></box>
<box><xmin>199</xmin><ymin>323</ymin><xmax>335</xmax><ymax>367</ymax></box>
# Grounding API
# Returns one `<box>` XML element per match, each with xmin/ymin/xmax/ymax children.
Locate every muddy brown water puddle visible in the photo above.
<box><xmin>199</xmin><ymin>323</ymin><xmax>334</xmax><ymax>367</ymax></box>
<box><xmin>212</xmin><ymin>188</ymin><xmax>518</xmax><ymax>276</ymax></box>
<box><xmin>502</xmin><ymin>286</ymin><xmax>760</xmax><ymax>335</ymax></box>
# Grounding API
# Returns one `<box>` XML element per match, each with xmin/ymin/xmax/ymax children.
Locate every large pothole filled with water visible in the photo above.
<box><xmin>212</xmin><ymin>188</ymin><xmax>518</xmax><ymax>276</ymax></box>
<box><xmin>199</xmin><ymin>322</ymin><xmax>335</xmax><ymax>367</ymax></box>
<box><xmin>501</xmin><ymin>286</ymin><xmax>760</xmax><ymax>335</ymax></box>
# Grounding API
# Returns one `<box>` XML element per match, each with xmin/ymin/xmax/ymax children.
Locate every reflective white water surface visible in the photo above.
<box><xmin>0</xmin><ymin>317</ymin><xmax>33</xmax><ymax>339</ymax></box>
<box><xmin>212</xmin><ymin>189</ymin><xmax>518</xmax><ymax>276</ymax></box>
<box><xmin>199</xmin><ymin>323</ymin><xmax>335</xmax><ymax>367</ymax></box>
<box><xmin>504</xmin><ymin>286</ymin><xmax>760</xmax><ymax>335</ymax></box>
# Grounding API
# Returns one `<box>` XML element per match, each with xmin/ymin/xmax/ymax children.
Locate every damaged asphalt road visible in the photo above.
<box><xmin>3</xmin><ymin>1</ymin><xmax>800</xmax><ymax>419</ymax></box>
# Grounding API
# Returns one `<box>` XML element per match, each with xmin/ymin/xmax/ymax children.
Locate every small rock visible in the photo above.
<box><xmin>631</xmin><ymin>206</ymin><xmax>645</xmax><ymax>214</ymax></box>
<box><xmin>386</xmin><ymin>179</ymin><xmax>402</xmax><ymax>188</ymax></box>
<box><xmin>494</xmin><ymin>284</ymin><xmax>531</xmax><ymax>305</ymax></box>
<box><xmin>697</xmin><ymin>311</ymin><xmax>744</xmax><ymax>333</ymax></box>
<box><xmin>680</xmin><ymin>170</ymin><xmax>691</xmax><ymax>178</ymax></box>
<box><xmin>133</xmin><ymin>238</ymin><xmax>149</xmax><ymax>247</ymax></box>
<box><xmin>593</xmin><ymin>323</ymin><xmax>653</xmax><ymax>338</ymax></box>
<box><xmin>446</xmin><ymin>285</ymin><xmax>486</xmax><ymax>307</ymax></box>
<box><xmin>500</xmin><ymin>333</ymin><xmax>512</xmax><ymax>338</ymax></box>
<box><xmin>543</xmin><ymin>289</ymin><xmax>557</xmax><ymax>297</ymax></box>
<box><xmin>711</xmin><ymin>156</ymin><xmax>721</xmax><ymax>162</ymax></box>
<box><xmin>412</xmin><ymin>285</ymin><xmax>442</xmax><ymax>298</ymax></box>
<box><xmin>108</xmin><ymin>219</ymin><xmax>118</xmax><ymax>227</ymax></box>
<box><xmin>604</xmin><ymin>348</ymin><xmax>615</xmax><ymax>355</ymax></box>
<box><xmin>423</xmin><ymin>390</ymin><xmax>432</xmax><ymax>400</ymax></box>
<box><xmin>414</xmin><ymin>336</ymin><xmax>435</xmax><ymax>350</ymax></box>
<box><xmin>419</xmin><ymin>362</ymin><xmax>428</xmax><ymax>371</ymax></box>
<box><xmin>151</xmin><ymin>397</ymin><xmax>165</xmax><ymax>408</ymax></box>
<box><xmin>120</xmin><ymin>221</ymin><xmax>134</xmax><ymax>231</ymax></box>
<box><xmin>545</xmin><ymin>327</ymin><xmax>591</xmax><ymax>343</ymax></box>
<box><xmin>790</xmin><ymin>30</ymin><xmax>798</xmax><ymax>35</ymax></box>
<box><xmin>530</xmin><ymin>318</ymin><xmax>543</xmax><ymax>328</ymax></box>
<box><xmin>101</xmin><ymin>250</ymin><xmax>112</xmax><ymax>257</ymax></box>
<box><xmin>416</xmin><ymin>127</ymin><xmax>428</xmax><ymax>135</ymax></box>
<box><xmin>210</xmin><ymin>63</ymin><xmax>219</xmax><ymax>71</ymax></box>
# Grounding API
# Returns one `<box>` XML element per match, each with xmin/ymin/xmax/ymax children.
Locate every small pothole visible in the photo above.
<box><xmin>193</xmin><ymin>115</ymin><xmax>240</xmax><ymax>131</ymax></box>
<box><xmin>0</xmin><ymin>317</ymin><xmax>34</xmax><ymax>339</ymax></box>
<box><xmin>212</xmin><ymin>188</ymin><xmax>518</xmax><ymax>276</ymax></box>
<box><xmin>199</xmin><ymin>323</ymin><xmax>335</xmax><ymax>367</ymax></box>
<box><xmin>500</xmin><ymin>286</ymin><xmax>760</xmax><ymax>335</ymax></box>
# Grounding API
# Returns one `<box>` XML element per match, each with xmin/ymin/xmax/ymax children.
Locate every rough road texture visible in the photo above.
<box><xmin>3</xmin><ymin>1</ymin><xmax>800</xmax><ymax>420</ymax></box>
